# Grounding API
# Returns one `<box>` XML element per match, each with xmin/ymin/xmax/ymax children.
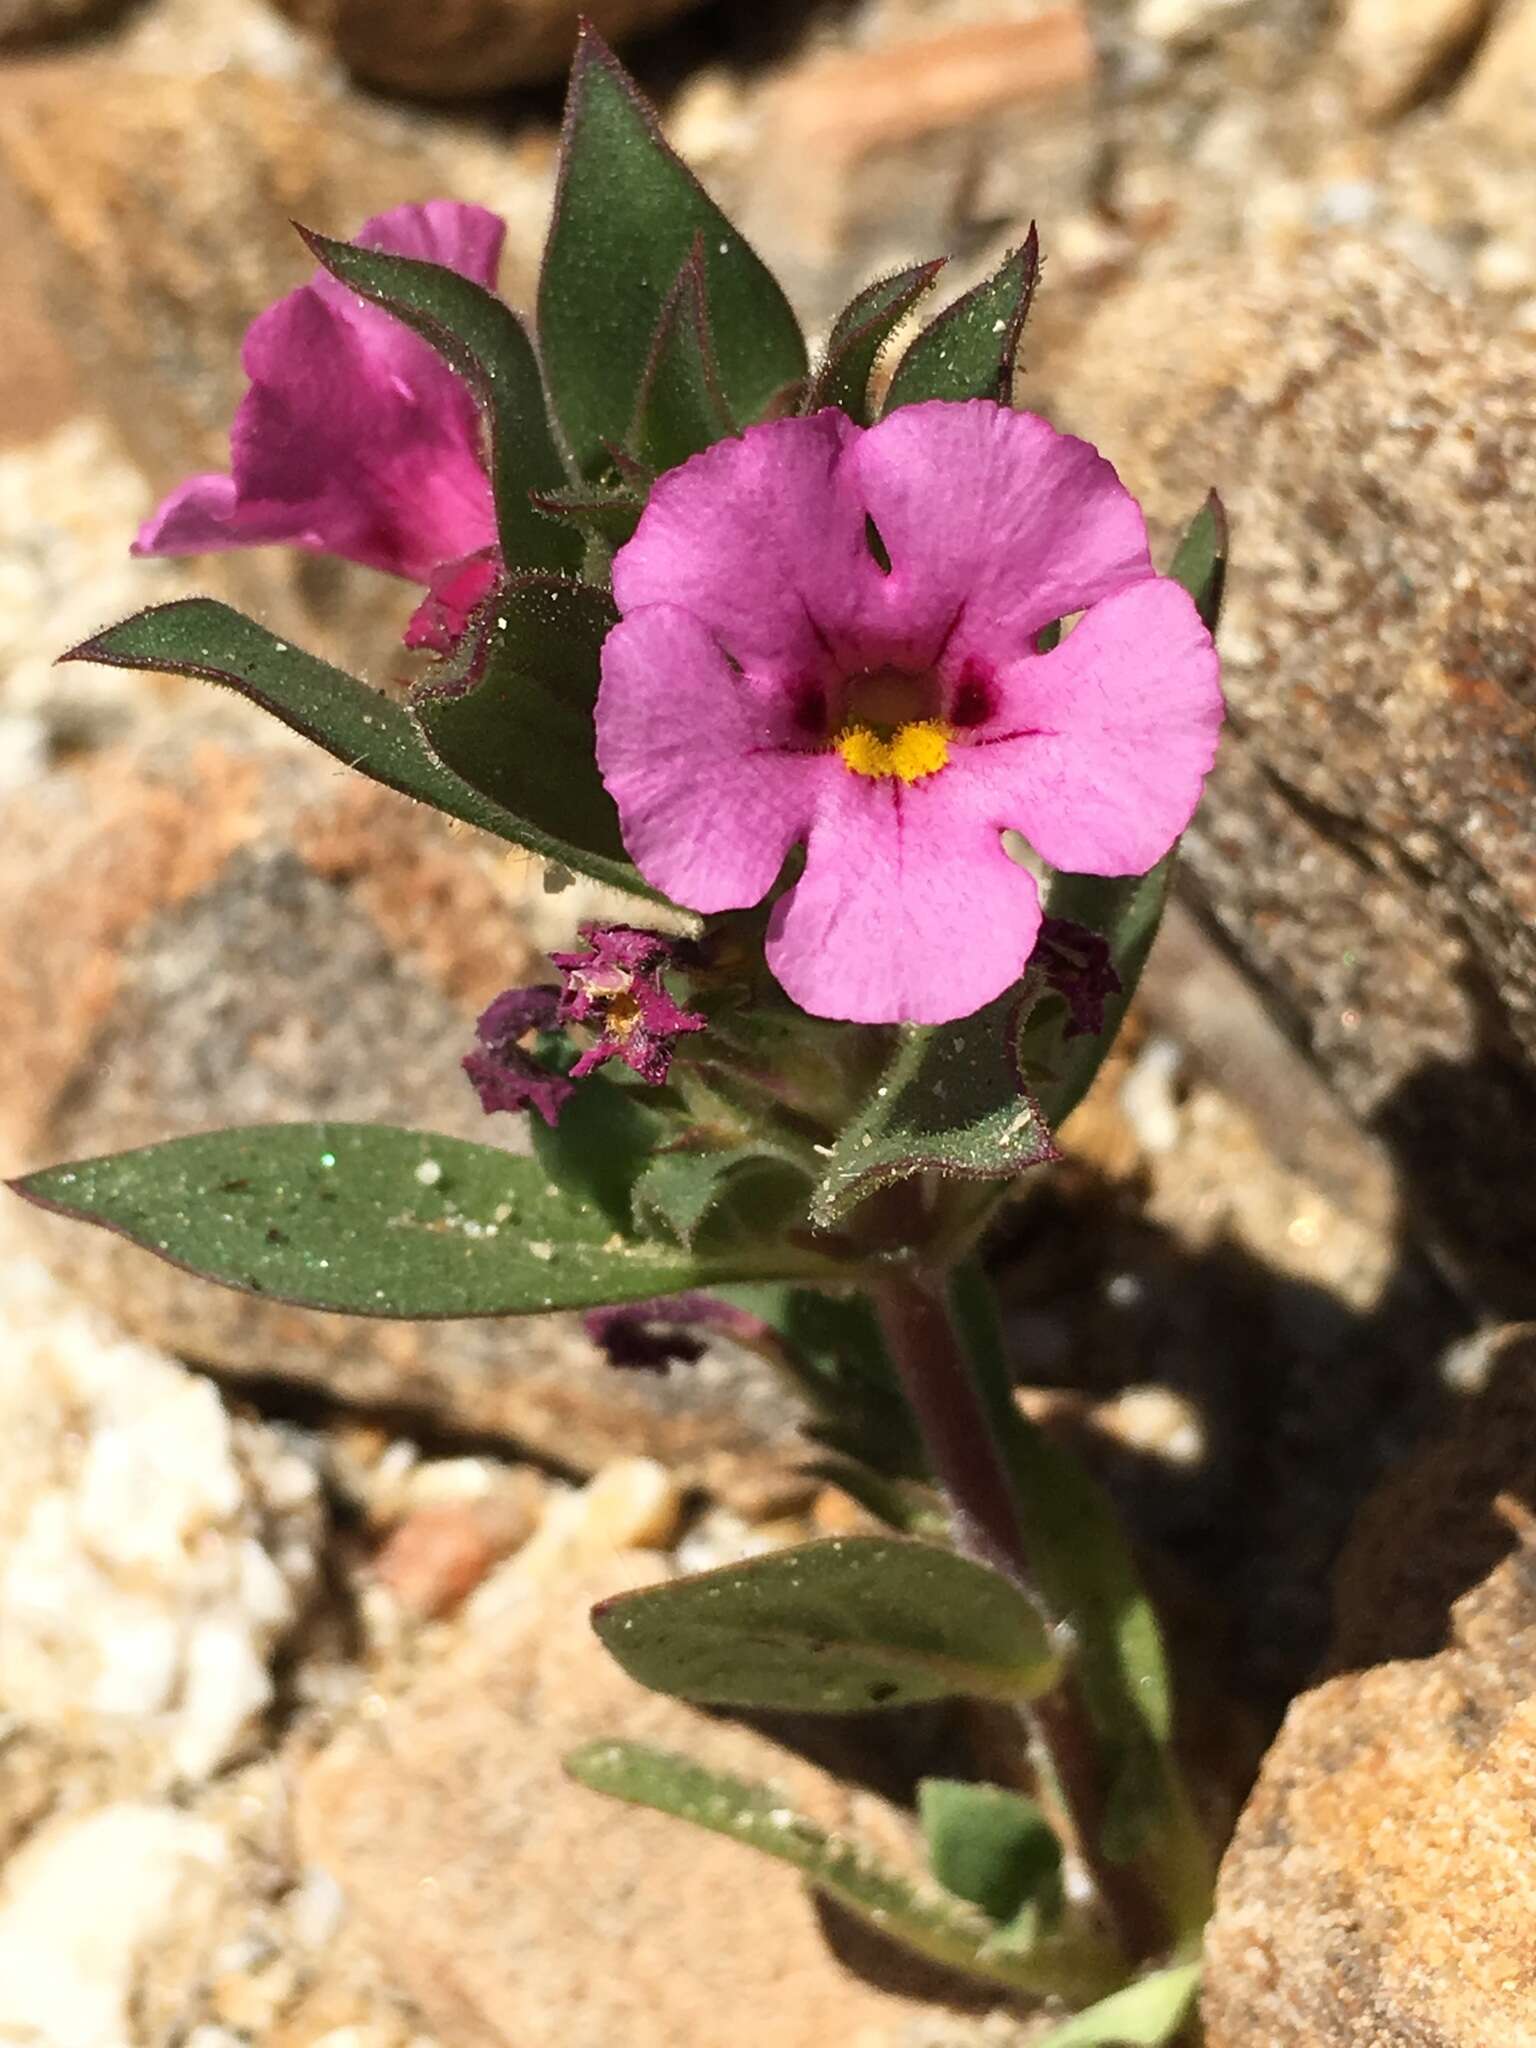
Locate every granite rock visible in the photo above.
<box><xmin>1045</xmin><ymin>239</ymin><xmax>1536</xmax><ymax>1318</ymax></box>
<box><xmin>1204</xmin><ymin>1325</ymin><xmax>1536</xmax><ymax>2046</ymax></box>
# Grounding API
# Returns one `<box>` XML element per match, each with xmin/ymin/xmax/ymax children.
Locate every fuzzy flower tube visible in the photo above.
<box><xmin>18</xmin><ymin>30</ymin><xmax>1230</xmax><ymax>2044</ymax></box>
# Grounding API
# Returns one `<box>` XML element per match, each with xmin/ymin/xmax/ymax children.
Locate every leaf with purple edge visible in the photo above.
<box><xmin>63</xmin><ymin>599</ymin><xmax>662</xmax><ymax>903</ymax></box>
<box><xmin>881</xmin><ymin>228</ymin><xmax>1040</xmax><ymax>413</ymax></box>
<box><xmin>9</xmin><ymin>1125</ymin><xmax>832</xmax><ymax>1320</ymax></box>
<box><xmin>298</xmin><ymin>226</ymin><xmax>580</xmax><ymax>579</ymax></box>
<box><xmin>802</xmin><ymin>258</ymin><xmax>947</xmax><ymax>425</ymax></box>
<box><xmin>538</xmin><ymin>27</ymin><xmax>806</xmax><ymax>474</ymax></box>
<box><xmin>626</xmin><ymin>238</ymin><xmax>739</xmax><ymax>473</ymax></box>
<box><xmin>807</xmin><ymin>989</ymin><xmax>1059</xmax><ymax>1231</ymax></box>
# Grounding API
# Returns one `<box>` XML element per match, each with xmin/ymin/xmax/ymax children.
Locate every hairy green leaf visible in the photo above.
<box><xmin>539</xmin><ymin>28</ymin><xmax>805</xmax><ymax>472</ymax></box>
<box><xmin>809</xmin><ymin>993</ymin><xmax>1057</xmax><ymax>1229</ymax></box>
<box><xmin>803</xmin><ymin>259</ymin><xmax>946</xmax><ymax>424</ymax></box>
<box><xmin>299</xmin><ymin>226</ymin><xmax>578</xmax><ymax>578</ymax></box>
<box><xmin>409</xmin><ymin>574</ymin><xmax>658</xmax><ymax>889</ymax></box>
<box><xmin>11</xmin><ymin>1125</ymin><xmax>823</xmax><ymax>1318</ymax></box>
<box><xmin>882</xmin><ymin>228</ymin><xmax>1039</xmax><ymax>412</ymax></box>
<box><xmin>591</xmin><ymin>1534</ymin><xmax>1059</xmax><ymax>1712</ymax></box>
<box><xmin>628</xmin><ymin>240</ymin><xmax>738</xmax><ymax>472</ymax></box>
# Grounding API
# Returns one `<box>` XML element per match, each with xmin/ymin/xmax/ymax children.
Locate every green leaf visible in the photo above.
<box><xmin>809</xmin><ymin>992</ymin><xmax>1057</xmax><ymax>1229</ymax></box>
<box><xmin>298</xmin><ymin>226</ymin><xmax>579</xmax><ymax>579</ymax></box>
<box><xmin>10</xmin><ymin>1125</ymin><xmax>826</xmax><ymax>1318</ymax></box>
<box><xmin>530</xmin><ymin>480</ymin><xmax>644</xmax><ymax>552</ymax></box>
<box><xmin>1034</xmin><ymin>1963</ymin><xmax>1201</xmax><ymax>2048</ymax></box>
<box><xmin>1168</xmin><ymin>489</ymin><xmax>1228</xmax><ymax>633</ymax></box>
<box><xmin>409</xmin><ymin>574</ymin><xmax>649</xmax><ymax>884</ymax></box>
<box><xmin>591</xmin><ymin>1534</ymin><xmax>1059</xmax><ymax>1712</ymax></box>
<box><xmin>565</xmin><ymin>1740</ymin><xmax>1122</xmax><ymax>2004</ymax></box>
<box><xmin>1026</xmin><ymin>494</ymin><xmax>1228</xmax><ymax>1131</ymax></box>
<box><xmin>919</xmin><ymin>1779</ymin><xmax>1062</xmax><ymax>1929</ymax></box>
<box><xmin>882</xmin><ymin>227</ymin><xmax>1039</xmax><ymax>412</ymax></box>
<box><xmin>803</xmin><ymin>259</ymin><xmax>946</xmax><ymax>424</ymax></box>
<box><xmin>60</xmin><ymin>600</ymin><xmax>594</xmax><ymax>857</ymax></box>
<box><xmin>627</xmin><ymin>239</ymin><xmax>738</xmax><ymax>472</ymax></box>
<box><xmin>539</xmin><ymin>28</ymin><xmax>806</xmax><ymax>472</ymax></box>
<box><xmin>531</xmin><ymin>1075</ymin><xmax>667</xmax><ymax>1233</ymax></box>
<box><xmin>633</xmin><ymin>1147</ymin><xmax>809</xmax><ymax>1249</ymax></box>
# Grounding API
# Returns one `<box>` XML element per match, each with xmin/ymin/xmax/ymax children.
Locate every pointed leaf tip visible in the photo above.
<box><xmin>540</xmin><ymin>32</ymin><xmax>805</xmax><ymax>471</ymax></box>
<box><xmin>882</xmin><ymin>230</ymin><xmax>1041</xmax><ymax>413</ymax></box>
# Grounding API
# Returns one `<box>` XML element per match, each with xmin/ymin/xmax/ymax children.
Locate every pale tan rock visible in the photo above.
<box><xmin>370</xmin><ymin>1493</ymin><xmax>541</xmax><ymax>1620</ymax></box>
<box><xmin>267</xmin><ymin>0</ymin><xmax>710</xmax><ymax>96</ymax></box>
<box><xmin>1337</xmin><ymin>0</ymin><xmax>1495</xmax><ymax>119</ymax></box>
<box><xmin>1204</xmin><ymin>1340</ymin><xmax>1536</xmax><ymax>2045</ymax></box>
<box><xmin>463</xmin><ymin>1457</ymin><xmax>684</xmax><ymax>1623</ymax></box>
<box><xmin>296</xmin><ymin>1553</ymin><xmax>1025</xmax><ymax>2048</ymax></box>
<box><xmin>1045</xmin><ymin>239</ymin><xmax>1536</xmax><ymax>1320</ymax></box>
<box><xmin>0</xmin><ymin>716</ymin><xmax>811</xmax><ymax>1506</ymax></box>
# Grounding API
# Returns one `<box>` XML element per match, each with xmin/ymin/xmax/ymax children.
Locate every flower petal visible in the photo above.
<box><xmin>611</xmin><ymin>412</ymin><xmax>889</xmax><ymax>675</ymax></box>
<box><xmin>597</xmin><ymin>603</ymin><xmax>811</xmax><ymax>911</ymax></box>
<box><xmin>134</xmin><ymin>203</ymin><xmax>502</xmax><ymax>583</ymax></box>
<box><xmin>849</xmin><ymin>400</ymin><xmax>1155</xmax><ymax>661</ymax></box>
<box><xmin>766</xmin><ymin>769</ymin><xmax>1043</xmax><ymax>1024</ymax></box>
<box><xmin>980</xmin><ymin>577</ymin><xmax>1224</xmax><ymax>875</ymax></box>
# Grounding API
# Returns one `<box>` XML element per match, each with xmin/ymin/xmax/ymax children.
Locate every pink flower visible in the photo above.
<box><xmin>134</xmin><ymin>201</ymin><xmax>502</xmax><ymax>646</ymax></box>
<box><xmin>596</xmin><ymin>402</ymin><xmax>1223</xmax><ymax>1026</ymax></box>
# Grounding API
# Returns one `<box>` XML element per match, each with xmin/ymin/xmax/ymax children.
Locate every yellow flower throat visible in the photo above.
<box><xmin>834</xmin><ymin>719</ymin><xmax>951</xmax><ymax>784</ymax></box>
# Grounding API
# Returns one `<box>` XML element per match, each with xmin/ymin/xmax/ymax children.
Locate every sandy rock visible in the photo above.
<box><xmin>1046</xmin><ymin>239</ymin><xmax>1536</xmax><ymax>1319</ymax></box>
<box><xmin>0</xmin><ymin>1802</ymin><xmax>229</xmax><ymax>2048</ymax></box>
<box><xmin>1336</xmin><ymin>0</ymin><xmax>1495</xmax><ymax>119</ymax></box>
<box><xmin>1204</xmin><ymin>1335</ymin><xmax>1536</xmax><ymax>2045</ymax></box>
<box><xmin>0</xmin><ymin>1233</ymin><xmax>322</xmax><ymax>1781</ymax></box>
<box><xmin>297</xmin><ymin>1553</ymin><xmax>1024</xmax><ymax>2048</ymax></box>
<box><xmin>0</xmin><ymin>715</ymin><xmax>810</xmax><ymax>1505</ymax></box>
<box><xmin>268</xmin><ymin>0</ymin><xmax>710</xmax><ymax>96</ymax></box>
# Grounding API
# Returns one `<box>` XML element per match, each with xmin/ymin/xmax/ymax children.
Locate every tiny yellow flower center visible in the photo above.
<box><xmin>835</xmin><ymin>718</ymin><xmax>951</xmax><ymax>783</ymax></box>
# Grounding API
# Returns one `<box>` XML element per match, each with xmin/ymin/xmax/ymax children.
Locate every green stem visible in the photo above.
<box><xmin>870</xmin><ymin>1261</ymin><xmax>1191</xmax><ymax>1966</ymax></box>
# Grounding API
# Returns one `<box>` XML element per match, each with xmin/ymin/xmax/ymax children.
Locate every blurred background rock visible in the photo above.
<box><xmin>1</xmin><ymin>1</ymin><xmax>1533</xmax><ymax>2042</ymax></box>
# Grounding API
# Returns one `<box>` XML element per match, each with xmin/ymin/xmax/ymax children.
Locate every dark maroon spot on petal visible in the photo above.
<box><xmin>949</xmin><ymin>666</ymin><xmax>996</xmax><ymax>728</ymax></box>
<box><xmin>790</xmin><ymin>678</ymin><xmax>828</xmax><ymax>737</ymax></box>
<box><xmin>864</xmin><ymin>514</ymin><xmax>892</xmax><ymax>574</ymax></box>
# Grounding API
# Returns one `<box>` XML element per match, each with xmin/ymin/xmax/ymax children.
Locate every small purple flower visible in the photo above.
<box><xmin>462</xmin><ymin>985</ymin><xmax>574</xmax><ymax>1128</ymax></box>
<box><xmin>1030</xmin><ymin>917</ymin><xmax>1123</xmax><ymax>1039</ymax></box>
<box><xmin>549</xmin><ymin>923</ymin><xmax>705</xmax><ymax>1085</ymax></box>
<box><xmin>135</xmin><ymin>201</ymin><xmax>502</xmax><ymax>640</ymax></box>
<box><xmin>596</xmin><ymin>400</ymin><xmax>1223</xmax><ymax>1026</ymax></box>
